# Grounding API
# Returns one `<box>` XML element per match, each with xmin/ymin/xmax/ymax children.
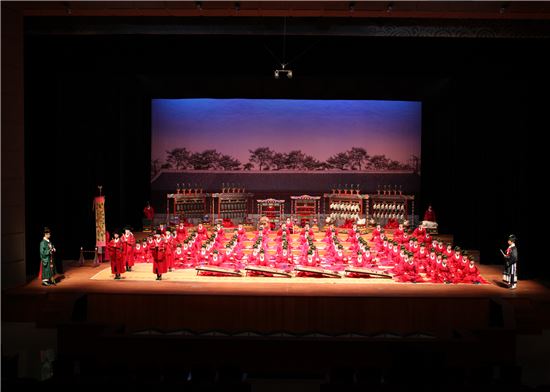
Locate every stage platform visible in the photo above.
<box><xmin>4</xmin><ymin>261</ymin><xmax>550</xmax><ymax>334</ymax></box>
<box><xmin>3</xmin><ymin>228</ymin><xmax>549</xmax><ymax>336</ymax></box>
<box><xmin>4</xmin><ymin>259</ymin><xmax>550</xmax><ymax>382</ymax></box>
<box><xmin>9</xmin><ymin>260</ymin><xmax>521</xmax><ymax>297</ymax></box>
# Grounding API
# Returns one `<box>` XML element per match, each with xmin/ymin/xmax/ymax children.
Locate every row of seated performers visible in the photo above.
<box><xmin>105</xmin><ymin>221</ymin><xmax>485</xmax><ymax>283</ymax></box>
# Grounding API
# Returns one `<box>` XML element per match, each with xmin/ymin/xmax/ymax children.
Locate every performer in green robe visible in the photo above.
<box><xmin>40</xmin><ymin>227</ymin><xmax>57</xmax><ymax>286</ymax></box>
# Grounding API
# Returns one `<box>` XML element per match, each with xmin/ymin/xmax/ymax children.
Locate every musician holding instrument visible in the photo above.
<box><xmin>502</xmin><ymin>234</ymin><xmax>518</xmax><ymax>289</ymax></box>
<box><xmin>39</xmin><ymin>227</ymin><xmax>57</xmax><ymax>286</ymax></box>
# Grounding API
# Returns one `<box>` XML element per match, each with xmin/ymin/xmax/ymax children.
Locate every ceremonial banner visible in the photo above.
<box><xmin>94</xmin><ymin>196</ymin><xmax>106</xmax><ymax>247</ymax></box>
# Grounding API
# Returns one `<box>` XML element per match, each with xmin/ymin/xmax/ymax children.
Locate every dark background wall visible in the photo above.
<box><xmin>24</xmin><ymin>31</ymin><xmax>543</xmax><ymax>279</ymax></box>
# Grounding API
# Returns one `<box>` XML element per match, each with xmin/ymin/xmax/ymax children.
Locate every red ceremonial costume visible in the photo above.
<box><xmin>122</xmin><ymin>231</ymin><xmax>136</xmax><ymax>269</ymax></box>
<box><xmin>152</xmin><ymin>236</ymin><xmax>168</xmax><ymax>276</ymax></box>
<box><xmin>424</xmin><ymin>208</ymin><xmax>436</xmax><ymax>222</ymax></box>
<box><xmin>108</xmin><ymin>237</ymin><xmax>124</xmax><ymax>276</ymax></box>
<box><xmin>144</xmin><ymin>205</ymin><xmax>155</xmax><ymax>221</ymax></box>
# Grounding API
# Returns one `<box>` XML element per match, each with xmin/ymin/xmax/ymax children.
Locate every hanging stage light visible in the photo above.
<box><xmin>274</xmin><ymin>69</ymin><xmax>293</xmax><ymax>79</ymax></box>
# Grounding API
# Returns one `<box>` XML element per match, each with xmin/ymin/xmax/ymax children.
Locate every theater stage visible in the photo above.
<box><xmin>3</xmin><ymin>256</ymin><xmax>549</xmax><ymax>378</ymax></box>
<box><xmin>4</xmin><ymin>258</ymin><xmax>548</xmax><ymax>334</ymax></box>
<box><xmin>11</xmin><ymin>258</ymin><xmax>546</xmax><ymax>297</ymax></box>
<box><xmin>87</xmin><ymin>261</ymin><xmax>488</xmax><ymax>291</ymax></box>
<box><xmin>12</xmin><ymin>228</ymin><xmax>515</xmax><ymax>298</ymax></box>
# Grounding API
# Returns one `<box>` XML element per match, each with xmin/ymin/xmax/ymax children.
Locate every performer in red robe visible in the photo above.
<box><xmin>295</xmin><ymin>252</ymin><xmax>322</xmax><ymax>277</ymax></box>
<box><xmin>233</xmin><ymin>245</ymin><xmax>246</xmax><ymax>266</ymax></box>
<box><xmin>214</xmin><ymin>223</ymin><xmax>225</xmax><ymax>237</ymax></box>
<box><xmin>395</xmin><ymin>247</ymin><xmax>407</xmax><ymax>266</ymax></box>
<box><xmin>376</xmin><ymin>238</ymin><xmax>390</xmax><ymax>255</ymax></box>
<box><xmin>389</xmin><ymin>243</ymin><xmax>400</xmax><ymax>264</ymax></box>
<box><xmin>183</xmin><ymin>242</ymin><xmax>196</xmax><ymax>268</ymax></box>
<box><xmin>220</xmin><ymin>247</ymin><xmax>237</xmax><ymax>268</ymax></box>
<box><xmin>247</xmin><ymin>249</ymin><xmax>259</xmax><ymax>266</ymax></box>
<box><xmin>461</xmin><ymin>258</ymin><xmax>487</xmax><ymax>284</ymax></box>
<box><xmin>158</xmin><ymin>223</ymin><xmax>166</xmax><ymax>235</ymax></box>
<box><xmin>326</xmin><ymin>248</ymin><xmax>348</xmax><ymax>271</ymax></box>
<box><xmin>444</xmin><ymin>244</ymin><xmax>454</xmax><ymax>259</ymax></box>
<box><xmin>195</xmin><ymin>246</ymin><xmax>210</xmax><ymax>266</ymax></box>
<box><xmin>436</xmin><ymin>240</ymin><xmax>445</xmax><ymax>254</ymax></box>
<box><xmin>424</xmin><ymin>232</ymin><xmax>432</xmax><ymax>246</ymax></box>
<box><xmin>411</xmin><ymin>239</ymin><xmax>420</xmax><ymax>255</ymax></box>
<box><xmin>423</xmin><ymin>205</ymin><xmax>436</xmax><ymax>222</ymax></box>
<box><xmin>134</xmin><ymin>242</ymin><xmax>143</xmax><ymax>264</ymax></box>
<box><xmin>429</xmin><ymin>254</ymin><xmax>444</xmax><ymax>282</ymax></box>
<box><xmin>324</xmin><ymin>223</ymin><xmax>338</xmax><ymax>238</ymax></box>
<box><xmin>237</xmin><ymin>224</ymin><xmax>246</xmax><ymax>238</ymax></box>
<box><xmin>246</xmin><ymin>249</ymin><xmax>275</xmax><ymax>277</ymax></box>
<box><xmin>176</xmin><ymin>223</ymin><xmax>188</xmax><ymax>243</ymax></box>
<box><xmin>174</xmin><ymin>244</ymin><xmax>185</xmax><ymax>267</ymax></box>
<box><xmin>300</xmin><ymin>224</ymin><xmax>314</xmax><ymax>237</ymax></box>
<box><xmin>350</xmin><ymin>251</ymin><xmax>367</xmax><ymax>268</ymax></box>
<box><xmin>140</xmin><ymin>239</ymin><xmax>150</xmax><ymax>263</ymax></box>
<box><xmin>199</xmin><ymin>249</ymin><xmax>240</xmax><ymax>276</ymax></box>
<box><xmin>393</xmin><ymin>253</ymin><xmax>421</xmax><ymax>283</ymax></box>
<box><xmin>276</xmin><ymin>223</ymin><xmax>290</xmax><ymax>237</ymax></box>
<box><xmin>196</xmin><ymin>223</ymin><xmax>208</xmax><ymax>240</ymax></box>
<box><xmin>146</xmin><ymin>235</ymin><xmax>154</xmax><ymax>262</ymax></box>
<box><xmin>424</xmin><ymin>250</ymin><xmax>438</xmax><ymax>276</ymax></box>
<box><xmin>345</xmin><ymin>251</ymin><xmax>366</xmax><ymax>278</ymax></box>
<box><xmin>275</xmin><ymin>248</ymin><xmax>293</xmax><ymax>271</ymax></box>
<box><xmin>108</xmin><ymin>230</ymin><xmax>125</xmax><ymax>279</ymax></box>
<box><xmin>371</xmin><ymin>224</ymin><xmax>383</xmax><ymax>242</ymax></box>
<box><xmin>417</xmin><ymin>244</ymin><xmax>428</xmax><ymax>261</ymax></box>
<box><xmin>393</xmin><ymin>223</ymin><xmax>405</xmax><ymax>243</ymax></box>
<box><xmin>249</xmin><ymin>250</ymin><xmax>269</xmax><ymax>267</ymax></box>
<box><xmin>143</xmin><ymin>202</ymin><xmax>155</xmax><ymax>232</ymax></box>
<box><xmin>152</xmin><ymin>230</ymin><xmax>167</xmax><ymax>280</ymax></box>
<box><xmin>412</xmin><ymin>224</ymin><xmax>427</xmax><ymax>243</ymax></box>
<box><xmin>347</xmin><ymin>224</ymin><xmax>359</xmax><ymax>238</ymax></box>
<box><xmin>454</xmin><ymin>253</ymin><xmax>470</xmax><ymax>281</ymax></box>
<box><xmin>122</xmin><ymin>226</ymin><xmax>136</xmax><ymax>271</ymax></box>
<box><xmin>451</xmin><ymin>247</ymin><xmax>463</xmax><ymax>267</ymax></box>
<box><xmin>209</xmin><ymin>250</ymin><xmax>223</xmax><ymax>267</ymax></box>
<box><xmin>432</xmin><ymin>256</ymin><xmax>454</xmax><ymax>284</ymax></box>
<box><xmin>362</xmin><ymin>249</ymin><xmax>376</xmax><ymax>266</ymax></box>
<box><xmin>164</xmin><ymin>228</ymin><xmax>175</xmax><ymax>272</ymax></box>
<box><xmin>144</xmin><ymin>201</ymin><xmax>155</xmax><ymax>221</ymax></box>
<box><xmin>259</xmin><ymin>223</ymin><xmax>271</xmax><ymax>236</ymax></box>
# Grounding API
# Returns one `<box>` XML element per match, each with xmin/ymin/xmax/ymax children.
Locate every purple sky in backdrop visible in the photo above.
<box><xmin>152</xmin><ymin>99</ymin><xmax>421</xmax><ymax>165</ymax></box>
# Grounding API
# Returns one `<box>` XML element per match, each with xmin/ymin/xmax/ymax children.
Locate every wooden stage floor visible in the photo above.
<box><xmin>4</xmin><ymin>260</ymin><xmax>550</xmax><ymax>338</ymax></box>
<box><xmin>13</xmin><ymin>261</ymin><xmax>549</xmax><ymax>299</ymax></box>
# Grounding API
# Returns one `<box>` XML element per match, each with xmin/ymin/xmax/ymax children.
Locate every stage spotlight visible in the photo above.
<box><xmin>274</xmin><ymin>69</ymin><xmax>293</xmax><ymax>79</ymax></box>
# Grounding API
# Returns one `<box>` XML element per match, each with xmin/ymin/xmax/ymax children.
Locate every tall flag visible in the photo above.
<box><xmin>94</xmin><ymin>196</ymin><xmax>106</xmax><ymax>247</ymax></box>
